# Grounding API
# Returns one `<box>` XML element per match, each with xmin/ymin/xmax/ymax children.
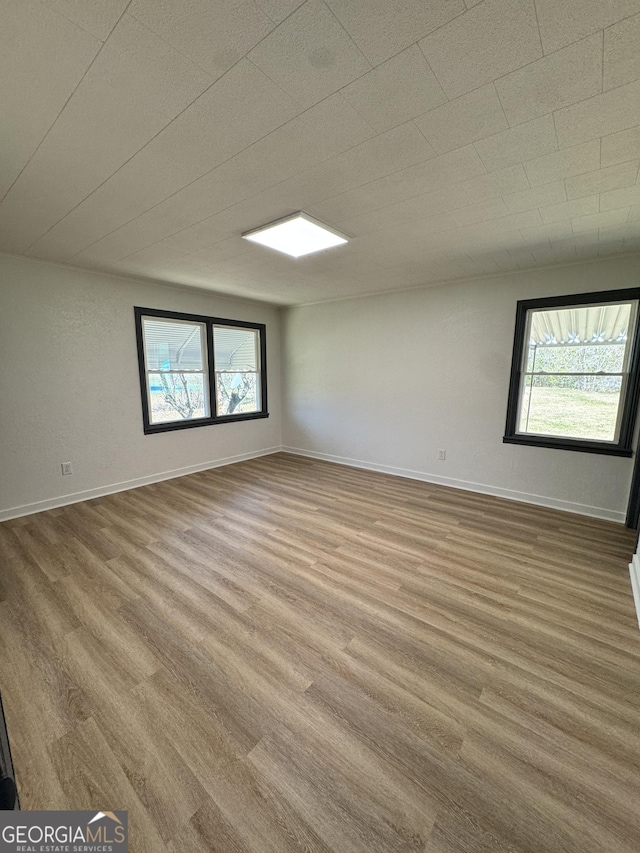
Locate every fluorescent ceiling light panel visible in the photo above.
<box><xmin>242</xmin><ymin>212</ymin><xmax>349</xmax><ymax>258</ymax></box>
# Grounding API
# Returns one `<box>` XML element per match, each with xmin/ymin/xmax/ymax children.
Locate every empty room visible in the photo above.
<box><xmin>2</xmin><ymin>1</ymin><xmax>640</xmax><ymax>851</ymax></box>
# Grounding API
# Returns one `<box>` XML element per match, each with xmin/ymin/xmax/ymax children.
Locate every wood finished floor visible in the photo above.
<box><xmin>1</xmin><ymin>453</ymin><xmax>639</xmax><ymax>852</ymax></box>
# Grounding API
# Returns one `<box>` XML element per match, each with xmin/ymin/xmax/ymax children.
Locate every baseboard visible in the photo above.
<box><xmin>3</xmin><ymin>443</ymin><xmax>627</xmax><ymax>526</ymax></box>
<box><xmin>630</xmin><ymin>554</ymin><xmax>640</xmax><ymax>630</ymax></box>
<box><xmin>282</xmin><ymin>446</ymin><xmax>625</xmax><ymax>523</ymax></box>
<box><xmin>0</xmin><ymin>447</ymin><xmax>282</xmax><ymax>522</ymax></box>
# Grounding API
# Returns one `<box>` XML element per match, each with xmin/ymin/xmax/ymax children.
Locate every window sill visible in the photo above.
<box><xmin>143</xmin><ymin>411</ymin><xmax>269</xmax><ymax>435</ymax></box>
<box><xmin>503</xmin><ymin>434</ymin><xmax>633</xmax><ymax>457</ymax></box>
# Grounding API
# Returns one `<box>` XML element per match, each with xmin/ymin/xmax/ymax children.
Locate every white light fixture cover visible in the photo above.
<box><xmin>242</xmin><ymin>212</ymin><xmax>349</xmax><ymax>258</ymax></box>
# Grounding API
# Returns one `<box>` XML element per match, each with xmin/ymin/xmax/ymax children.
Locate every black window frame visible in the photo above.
<box><xmin>135</xmin><ymin>306</ymin><xmax>268</xmax><ymax>435</ymax></box>
<box><xmin>503</xmin><ymin>287</ymin><xmax>640</xmax><ymax>457</ymax></box>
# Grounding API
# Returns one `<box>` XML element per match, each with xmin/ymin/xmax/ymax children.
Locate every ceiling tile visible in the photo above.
<box><xmin>411</xmin><ymin>186</ymin><xmax>478</xmax><ymax>220</ymax></box>
<box><xmin>26</xmin><ymin>106</ymin><xmax>229</xmax><ymax>262</ymax></box>
<box><xmin>565</xmin><ymin>161</ymin><xmax>639</xmax><ymax>199</ymax></box>
<box><xmin>572</xmin><ymin>207</ymin><xmax>631</xmax><ymax>232</ymax></box>
<box><xmin>520</xmin><ymin>221</ymin><xmax>573</xmax><ymax>243</ymax></box>
<box><xmin>467</xmin><ymin>253</ymin><xmax>505</xmax><ymax>273</ymax></box>
<box><xmin>41</xmin><ymin>0</ymin><xmax>129</xmax><ymax>40</ymax></box>
<box><xmin>601</xmin><ymin>125</ymin><xmax>640</xmax><ymax>166</ymax></box>
<box><xmin>160</xmin><ymin>218</ymin><xmax>253</xmax><ymax>256</ymax></box>
<box><xmin>186</xmin><ymin>237</ymin><xmax>251</xmax><ymax>266</ymax></box>
<box><xmin>304</xmin><ymin>182</ymin><xmax>394</xmax><ymax>222</ymax></box>
<box><xmin>492</xmin><ymin>248</ymin><xmax>523</xmax><ymax>270</ymax></box>
<box><xmin>552</xmin><ymin>232</ymin><xmax>597</xmax><ymax>250</ymax></box>
<box><xmin>534</xmin><ymin>0</ymin><xmax>640</xmax><ymax>54</ymax></box>
<box><xmin>161</xmin><ymin>123</ymin><xmax>435</xmax><ymax>254</ymax></box>
<box><xmin>554</xmin><ymin>78</ymin><xmax>640</xmax><ymax>149</ymax></box>
<box><xmin>527</xmin><ymin>243</ymin><xmax>553</xmax><ymax>262</ymax></box>
<box><xmin>495</xmin><ymin>34</ymin><xmax>603</xmax><ymax>127</ymax></box>
<box><xmin>129</xmin><ymin>0</ymin><xmax>274</xmax><ymax>79</ymax></box>
<box><xmin>0</xmin><ymin>14</ymin><xmax>212</xmax><ymax>254</ymax></box>
<box><xmin>325</xmin><ymin>0</ymin><xmax>465</xmax><ymax>66</ymax></box>
<box><xmin>160</xmin><ymin>198</ymin><xmax>278</xmax><ymax>255</ymax></box>
<box><xmin>502</xmin><ymin>181</ymin><xmax>567</xmax><ymax>213</ymax></box>
<box><xmin>407</xmin><ymin>211</ymin><xmax>462</xmax><ymax>238</ymax></box>
<box><xmin>71</xmin><ymin>93</ymin><xmax>374</xmax><ymax>264</ymax></box>
<box><xmin>455</xmin><ymin>208</ymin><xmax>542</xmax><ymax>238</ymax></box>
<box><xmin>419</xmin><ymin>0</ymin><xmax>542</xmax><ymax>99</ymax></box>
<box><xmin>27</xmin><ymin>60</ymin><xmax>302</xmax><ymax>261</ymax></box>
<box><xmin>247</xmin><ymin>0</ymin><xmax>371</xmax><ymax>109</ymax></box>
<box><xmin>194</xmin><ymin>58</ymin><xmax>300</xmax><ymax>126</ymax></box>
<box><xmin>461</xmin><ymin>164</ymin><xmax>529</xmax><ymax>202</ymax></box>
<box><xmin>604</xmin><ymin>12</ymin><xmax>640</xmax><ymax>91</ymax></box>
<box><xmin>599</xmin><ymin>220</ymin><xmax>633</xmax><ymax>236</ymax></box>
<box><xmin>111</xmin><ymin>243</ymin><xmax>191</xmax><ymax>273</ymax></box>
<box><xmin>599</xmin><ymin>184</ymin><xmax>640</xmax><ymax>210</ymax></box>
<box><xmin>413</xmin><ymin>84</ymin><xmax>507</xmax><ymax>155</ymax></box>
<box><xmin>309</xmin><ymin>144</ymin><xmax>485</xmax><ymax>221</ymax></box>
<box><xmin>506</xmin><ymin>247</ymin><xmax>538</xmax><ymax>268</ymax></box>
<box><xmin>539</xmin><ymin>195</ymin><xmax>600</xmax><ymax>223</ymax></box>
<box><xmin>340</xmin><ymin>185</ymin><xmax>471</xmax><ymax>234</ymax></box>
<box><xmin>524</xmin><ymin>140</ymin><xmax>601</xmax><ymax>186</ymax></box>
<box><xmin>474</xmin><ymin>115</ymin><xmax>557</xmax><ymax>172</ymax></box>
<box><xmin>0</xmin><ymin>0</ymin><xmax>100</xmax><ymax>199</ymax></box>
<box><xmin>622</xmin><ymin>227</ymin><xmax>640</xmax><ymax>249</ymax></box>
<box><xmin>339</xmin><ymin>45</ymin><xmax>446</xmax><ymax>133</ymax></box>
<box><xmin>339</xmin><ymin>205</ymin><xmax>423</xmax><ymax>237</ymax></box>
<box><xmin>255</xmin><ymin>0</ymin><xmax>306</xmax><ymax>25</ymax></box>
<box><xmin>451</xmin><ymin>198</ymin><xmax>509</xmax><ymax>226</ymax></box>
<box><xmin>453</xmin><ymin>252</ymin><xmax>500</xmax><ymax>276</ymax></box>
<box><xmin>8</xmin><ymin>0</ymin><xmax>640</xmax><ymax>303</ymax></box>
<box><xmin>276</xmin><ymin>121</ymin><xmax>436</xmax><ymax>206</ymax></box>
<box><xmin>498</xmin><ymin>207</ymin><xmax>545</xmax><ymax>232</ymax></box>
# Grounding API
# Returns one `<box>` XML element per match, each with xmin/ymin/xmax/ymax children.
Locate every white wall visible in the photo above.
<box><xmin>0</xmin><ymin>254</ymin><xmax>281</xmax><ymax>519</ymax></box>
<box><xmin>282</xmin><ymin>256</ymin><xmax>640</xmax><ymax>522</ymax></box>
<box><xmin>4</xmin><ymin>252</ymin><xmax>639</xmax><ymax>523</ymax></box>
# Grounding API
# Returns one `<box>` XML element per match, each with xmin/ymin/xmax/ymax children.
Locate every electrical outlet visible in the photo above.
<box><xmin>61</xmin><ymin>462</ymin><xmax>73</xmax><ymax>476</ymax></box>
<box><xmin>437</xmin><ymin>449</ymin><xmax>446</xmax><ymax>461</ymax></box>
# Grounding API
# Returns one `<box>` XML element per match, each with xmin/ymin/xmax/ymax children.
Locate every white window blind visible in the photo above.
<box><xmin>213</xmin><ymin>326</ymin><xmax>261</xmax><ymax>416</ymax></box>
<box><xmin>135</xmin><ymin>308</ymin><xmax>267</xmax><ymax>433</ymax></box>
<box><xmin>142</xmin><ymin>317</ymin><xmax>209</xmax><ymax>424</ymax></box>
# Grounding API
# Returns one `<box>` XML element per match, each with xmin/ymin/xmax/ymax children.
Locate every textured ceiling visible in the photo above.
<box><xmin>3</xmin><ymin>0</ymin><xmax>640</xmax><ymax>305</ymax></box>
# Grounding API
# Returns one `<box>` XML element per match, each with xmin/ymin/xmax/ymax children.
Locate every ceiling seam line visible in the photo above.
<box><xmin>24</xmin><ymin>46</ymin><xmax>325</xmax><ymax>253</ymax></box>
<box><xmin>321</xmin><ymin>0</ymin><xmax>373</xmax><ymax>69</ymax></box>
<box><xmin>65</xmin><ymin>88</ymin><xmax>382</xmax><ymax>262</ymax></box>
<box><xmin>27</xmin><ymin>72</ymin><xmax>363</xmax><ymax>257</ymax></box>
<box><xmin>32</xmin><ymin>26</ymin><xmax>633</xmax><ymax>254</ymax></box>
<box><xmin>0</xmin><ymin>0</ymin><xmax>133</xmax><ymax>208</ymax></box>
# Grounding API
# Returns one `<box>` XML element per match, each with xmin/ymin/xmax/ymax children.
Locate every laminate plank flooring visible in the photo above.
<box><xmin>1</xmin><ymin>452</ymin><xmax>639</xmax><ymax>852</ymax></box>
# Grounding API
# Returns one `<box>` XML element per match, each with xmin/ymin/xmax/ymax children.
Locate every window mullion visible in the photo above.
<box><xmin>135</xmin><ymin>307</ymin><xmax>268</xmax><ymax>433</ymax></box>
<box><xmin>206</xmin><ymin>321</ymin><xmax>217</xmax><ymax>420</ymax></box>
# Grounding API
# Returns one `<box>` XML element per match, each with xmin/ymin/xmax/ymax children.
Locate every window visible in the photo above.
<box><xmin>213</xmin><ymin>325</ymin><xmax>261</xmax><ymax>417</ymax></box>
<box><xmin>135</xmin><ymin>307</ymin><xmax>267</xmax><ymax>434</ymax></box>
<box><xmin>504</xmin><ymin>288</ymin><xmax>640</xmax><ymax>456</ymax></box>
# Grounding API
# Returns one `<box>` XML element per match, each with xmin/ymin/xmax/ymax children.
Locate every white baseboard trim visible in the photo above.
<box><xmin>3</xmin><ymin>443</ymin><xmax>627</xmax><ymax>527</ymax></box>
<box><xmin>282</xmin><ymin>446</ymin><xmax>625</xmax><ymax>523</ymax></box>
<box><xmin>630</xmin><ymin>554</ymin><xmax>640</xmax><ymax>630</ymax></box>
<box><xmin>0</xmin><ymin>446</ymin><xmax>282</xmax><ymax>522</ymax></box>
